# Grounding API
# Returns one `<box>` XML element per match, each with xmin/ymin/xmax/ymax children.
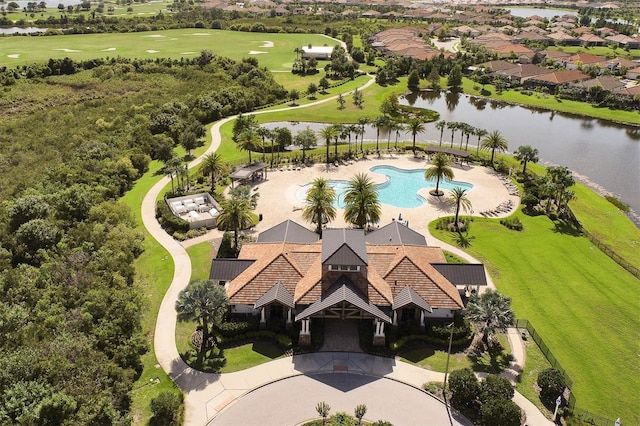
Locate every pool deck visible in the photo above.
<box><xmin>243</xmin><ymin>153</ymin><xmax>520</xmax><ymax>237</ymax></box>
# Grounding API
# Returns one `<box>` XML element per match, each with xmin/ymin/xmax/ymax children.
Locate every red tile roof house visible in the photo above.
<box><xmin>210</xmin><ymin>220</ymin><xmax>487</xmax><ymax>346</ymax></box>
<box><xmin>563</xmin><ymin>53</ymin><xmax>608</xmax><ymax>72</ymax></box>
<box><xmin>523</xmin><ymin>69</ymin><xmax>591</xmax><ymax>92</ymax></box>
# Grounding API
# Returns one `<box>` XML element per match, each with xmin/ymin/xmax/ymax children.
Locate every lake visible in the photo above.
<box><xmin>508</xmin><ymin>7</ymin><xmax>577</xmax><ymax>19</ymax></box>
<box><xmin>262</xmin><ymin>92</ymin><xmax>640</xmax><ymax>216</ymax></box>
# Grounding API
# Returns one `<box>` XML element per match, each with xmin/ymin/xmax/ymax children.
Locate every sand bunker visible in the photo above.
<box><xmin>180</xmin><ymin>52</ymin><xmax>198</xmax><ymax>55</ymax></box>
<box><xmin>102</xmin><ymin>47</ymin><xmax>116</xmax><ymax>52</ymax></box>
<box><xmin>248</xmin><ymin>51</ymin><xmax>267</xmax><ymax>55</ymax></box>
<box><xmin>260</xmin><ymin>41</ymin><xmax>274</xmax><ymax>48</ymax></box>
<box><xmin>7</xmin><ymin>54</ymin><xmax>20</xmax><ymax>59</ymax></box>
<box><xmin>54</xmin><ymin>48</ymin><xmax>81</xmax><ymax>53</ymax></box>
<box><xmin>146</xmin><ymin>50</ymin><xmax>160</xmax><ymax>54</ymax></box>
<box><xmin>141</xmin><ymin>34</ymin><xmax>165</xmax><ymax>38</ymax></box>
<box><xmin>192</xmin><ymin>33</ymin><xmax>210</xmax><ymax>36</ymax></box>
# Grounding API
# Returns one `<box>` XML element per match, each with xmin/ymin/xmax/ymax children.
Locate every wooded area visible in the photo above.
<box><xmin>0</xmin><ymin>53</ymin><xmax>287</xmax><ymax>424</ymax></box>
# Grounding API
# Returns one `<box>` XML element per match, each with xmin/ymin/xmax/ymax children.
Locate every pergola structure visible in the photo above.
<box><xmin>229</xmin><ymin>162</ymin><xmax>268</xmax><ymax>187</ymax></box>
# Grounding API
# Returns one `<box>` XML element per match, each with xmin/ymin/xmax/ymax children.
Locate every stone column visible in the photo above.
<box><xmin>392</xmin><ymin>310</ymin><xmax>398</xmax><ymax>326</ymax></box>
<box><xmin>286</xmin><ymin>308</ymin><xmax>292</xmax><ymax>329</ymax></box>
<box><xmin>259</xmin><ymin>307</ymin><xmax>266</xmax><ymax>329</ymax></box>
<box><xmin>299</xmin><ymin>318</ymin><xmax>311</xmax><ymax>346</ymax></box>
<box><xmin>373</xmin><ymin>319</ymin><xmax>386</xmax><ymax>346</ymax></box>
<box><xmin>420</xmin><ymin>310</ymin><xmax>425</xmax><ymax>329</ymax></box>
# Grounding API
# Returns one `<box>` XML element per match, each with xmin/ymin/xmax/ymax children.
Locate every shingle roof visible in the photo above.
<box><xmin>254</xmin><ymin>281</ymin><xmax>294</xmax><ymax>309</ymax></box>
<box><xmin>257</xmin><ymin>219</ymin><xmax>319</xmax><ymax>243</ymax></box>
<box><xmin>365</xmin><ymin>221</ymin><xmax>427</xmax><ymax>246</ymax></box>
<box><xmin>431</xmin><ymin>264</ymin><xmax>488</xmax><ymax>286</ymax></box>
<box><xmin>392</xmin><ymin>285</ymin><xmax>433</xmax><ymax>312</ymax></box>
<box><xmin>209</xmin><ymin>259</ymin><xmax>255</xmax><ymax>281</ymax></box>
<box><xmin>295</xmin><ymin>279</ymin><xmax>391</xmax><ymax>323</ymax></box>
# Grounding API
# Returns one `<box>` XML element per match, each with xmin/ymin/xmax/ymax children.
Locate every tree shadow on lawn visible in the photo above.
<box><xmin>551</xmin><ymin>220</ymin><xmax>582</xmax><ymax>237</ymax></box>
<box><xmin>180</xmin><ymin>347</ymin><xmax>227</xmax><ymax>373</ymax></box>
<box><xmin>399</xmin><ymin>346</ymin><xmax>436</xmax><ymax>364</ymax></box>
<box><xmin>468</xmin><ymin>345</ymin><xmax>513</xmax><ymax>374</ymax></box>
<box><xmin>250</xmin><ymin>340</ymin><xmax>286</xmax><ymax>358</ymax></box>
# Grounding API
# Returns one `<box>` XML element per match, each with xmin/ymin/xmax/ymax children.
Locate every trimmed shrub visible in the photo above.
<box><xmin>480</xmin><ymin>374</ymin><xmax>514</xmax><ymax>403</ymax></box>
<box><xmin>537</xmin><ymin>368</ymin><xmax>567</xmax><ymax>403</ymax></box>
<box><xmin>217</xmin><ymin>319</ymin><xmax>259</xmax><ymax>338</ymax></box>
<box><xmin>156</xmin><ymin>200</ymin><xmax>189</xmax><ymax>234</ymax></box>
<box><xmin>449</xmin><ymin>368</ymin><xmax>481</xmax><ymax>419</ymax></box>
<box><xmin>500</xmin><ymin>217</ymin><xmax>524</xmax><ymax>231</ymax></box>
<box><xmin>604</xmin><ymin>195</ymin><xmax>630</xmax><ymax>212</ymax></box>
<box><xmin>481</xmin><ymin>398</ymin><xmax>521</xmax><ymax>426</ymax></box>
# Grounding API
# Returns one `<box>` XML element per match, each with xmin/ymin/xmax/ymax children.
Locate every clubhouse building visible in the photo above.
<box><xmin>210</xmin><ymin>220</ymin><xmax>487</xmax><ymax>345</ymax></box>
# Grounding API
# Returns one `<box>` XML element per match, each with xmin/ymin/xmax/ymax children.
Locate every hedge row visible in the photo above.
<box><xmin>218</xmin><ymin>330</ymin><xmax>292</xmax><ymax>349</ymax></box>
<box><xmin>156</xmin><ymin>200</ymin><xmax>189</xmax><ymax>234</ymax></box>
<box><xmin>390</xmin><ymin>333</ymin><xmax>472</xmax><ymax>352</ymax></box>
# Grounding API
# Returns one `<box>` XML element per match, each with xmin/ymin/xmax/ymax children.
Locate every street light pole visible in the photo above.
<box><xmin>442</xmin><ymin>322</ymin><xmax>455</xmax><ymax>426</ymax></box>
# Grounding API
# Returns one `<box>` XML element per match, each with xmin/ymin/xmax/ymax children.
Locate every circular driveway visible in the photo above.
<box><xmin>210</xmin><ymin>373</ymin><xmax>470</xmax><ymax>426</ymax></box>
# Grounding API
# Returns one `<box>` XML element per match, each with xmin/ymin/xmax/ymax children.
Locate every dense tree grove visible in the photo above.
<box><xmin>0</xmin><ymin>53</ymin><xmax>286</xmax><ymax>424</ymax></box>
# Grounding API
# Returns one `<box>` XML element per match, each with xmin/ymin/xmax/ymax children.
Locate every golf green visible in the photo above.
<box><xmin>0</xmin><ymin>29</ymin><xmax>339</xmax><ymax>69</ymax></box>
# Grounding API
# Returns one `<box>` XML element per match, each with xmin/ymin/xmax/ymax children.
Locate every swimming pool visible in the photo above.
<box><xmin>295</xmin><ymin>165</ymin><xmax>474</xmax><ymax>209</ymax></box>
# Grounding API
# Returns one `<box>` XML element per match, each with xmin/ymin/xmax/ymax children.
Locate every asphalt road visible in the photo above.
<box><xmin>210</xmin><ymin>373</ymin><xmax>470</xmax><ymax>426</ymax></box>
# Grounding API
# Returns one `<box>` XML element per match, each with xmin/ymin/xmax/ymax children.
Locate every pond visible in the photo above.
<box><xmin>507</xmin><ymin>7</ymin><xmax>577</xmax><ymax>19</ymax></box>
<box><xmin>401</xmin><ymin>91</ymin><xmax>640</xmax><ymax>215</ymax></box>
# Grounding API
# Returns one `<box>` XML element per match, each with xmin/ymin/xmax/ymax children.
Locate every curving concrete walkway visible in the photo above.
<box><xmin>141</xmin><ymin>75</ymin><xmax>552</xmax><ymax>426</ymax></box>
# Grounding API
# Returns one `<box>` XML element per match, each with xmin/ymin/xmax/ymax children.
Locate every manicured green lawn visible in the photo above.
<box><xmin>0</xmin><ymin>29</ymin><xmax>336</xmax><ymax>70</ymax></box>
<box><xmin>430</xmin><ymin>208</ymin><xmax>640</xmax><ymax>423</ymax></box>
<box><xmin>178</xmin><ymin>341</ymin><xmax>286</xmax><ymax>374</ymax></box>
<box><xmin>398</xmin><ymin>333</ymin><xmax>512</xmax><ymax>374</ymax></box>
<box><xmin>186</xmin><ymin>242</ymin><xmax>217</xmax><ymax>281</ymax></box>
<box><xmin>120</xmin><ymin>162</ymin><xmax>180</xmax><ymax>424</ymax></box>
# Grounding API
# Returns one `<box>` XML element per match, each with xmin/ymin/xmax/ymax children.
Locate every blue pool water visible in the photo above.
<box><xmin>296</xmin><ymin>165</ymin><xmax>473</xmax><ymax>209</ymax></box>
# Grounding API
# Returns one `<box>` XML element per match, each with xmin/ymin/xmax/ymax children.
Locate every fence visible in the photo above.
<box><xmin>580</xmin><ymin>228</ymin><xmax>640</xmax><ymax>279</ymax></box>
<box><xmin>514</xmin><ymin>319</ymin><xmax>622</xmax><ymax>426</ymax></box>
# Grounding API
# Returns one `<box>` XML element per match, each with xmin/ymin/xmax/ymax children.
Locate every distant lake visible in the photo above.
<box><xmin>401</xmin><ymin>91</ymin><xmax>640</xmax><ymax>217</ymax></box>
<box><xmin>0</xmin><ymin>27</ymin><xmax>47</xmax><ymax>34</ymax></box>
<box><xmin>508</xmin><ymin>7</ymin><xmax>577</xmax><ymax>19</ymax></box>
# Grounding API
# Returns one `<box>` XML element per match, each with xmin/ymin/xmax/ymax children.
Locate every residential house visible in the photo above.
<box><xmin>524</xmin><ymin>69</ymin><xmax>591</xmax><ymax>91</ymax></box>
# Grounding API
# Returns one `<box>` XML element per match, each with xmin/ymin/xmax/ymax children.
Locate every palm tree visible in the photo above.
<box><xmin>373</xmin><ymin>115</ymin><xmax>389</xmax><ymax>153</ymax></box>
<box><xmin>302</xmin><ymin>177</ymin><xmax>336</xmax><ymax>237</ymax></box>
<box><xmin>448</xmin><ymin>187</ymin><xmax>472</xmax><ymax>231</ymax></box>
<box><xmin>256</xmin><ymin>127</ymin><xmax>272</xmax><ymax>163</ymax></box>
<box><xmin>458</xmin><ymin>122</ymin><xmax>470</xmax><ymax>149</ymax></box>
<box><xmin>435</xmin><ymin>120</ymin><xmax>447</xmax><ymax>146</ymax></box>
<box><xmin>481</xmin><ymin>130</ymin><xmax>509</xmax><ymax>168</ymax></box>
<box><xmin>162</xmin><ymin>156</ymin><xmax>183</xmax><ymax>194</ymax></box>
<box><xmin>464</xmin><ymin>124</ymin><xmax>474</xmax><ymax>151</ymax></box>
<box><xmin>175</xmin><ymin>279</ymin><xmax>229</xmax><ymax>363</ymax></box>
<box><xmin>201</xmin><ymin>152</ymin><xmax>226</xmax><ymax>193</ymax></box>
<box><xmin>343</xmin><ymin>173</ymin><xmax>381</xmax><ymax>230</ymax></box>
<box><xmin>358</xmin><ymin>117</ymin><xmax>369</xmax><ymax>153</ymax></box>
<box><xmin>346</xmin><ymin>124</ymin><xmax>357</xmax><ymax>156</ymax></box>
<box><xmin>475</xmin><ymin>128</ymin><xmax>488</xmax><ymax>155</ymax></box>
<box><xmin>447</xmin><ymin>121</ymin><xmax>459</xmax><ymax>148</ymax></box>
<box><xmin>316</xmin><ymin>402</ymin><xmax>331</xmax><ymax>426</ymax></box>
<box><xmin>216</xmin><ymin>193</ymin><xmax>253</xmax><ymax>255</ymax></box>
<box><xmin>387</xmin><ymin>120</ymin><xmax>402</xmax><ymax>152</ymax></box>
<box><xmin>237</xmin><ymin>129</ymin><xmax>261</xmax><ymax>164</ymax></box>
<box><xmin>514</xmin><ymin>145</ymin><xmax>539</xmax><ymax>174</ymax></box>
<box><xmin>464</xmin><ymin>289</ymin><xmax>515</xmax><ymax>350</ymax></box>
<box><xmin>407</xmin><ymin>117</ymin><xmax>425</xmax><ymax>154</ymax></box>
<box><xmin>393</xmin><ymin>121</ymin><xmax>405</xmax><ymax>150</ymax></box>
<box><xmin>354</xmin><ymin>404</ymin><xmax>367</xmax><ymax>426</ymax></box>
<box><xmin>318</xmin><ymin>125</ymin><xmax>338</xmax><ymax>165</ymax></box>
<box><xmin>333</xmin><ymin>123</ymin><xmax>345</xmax><ymax>161</ymax></box>
<box><xmin>425</xmin><ymin>152</ymin><xmax>454</xmax><ymax>196</ymax></box>
<box><xmin>354</xmin><ymin>124</ymin><xmax>364</xmax><ymax>155</ymax></box>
